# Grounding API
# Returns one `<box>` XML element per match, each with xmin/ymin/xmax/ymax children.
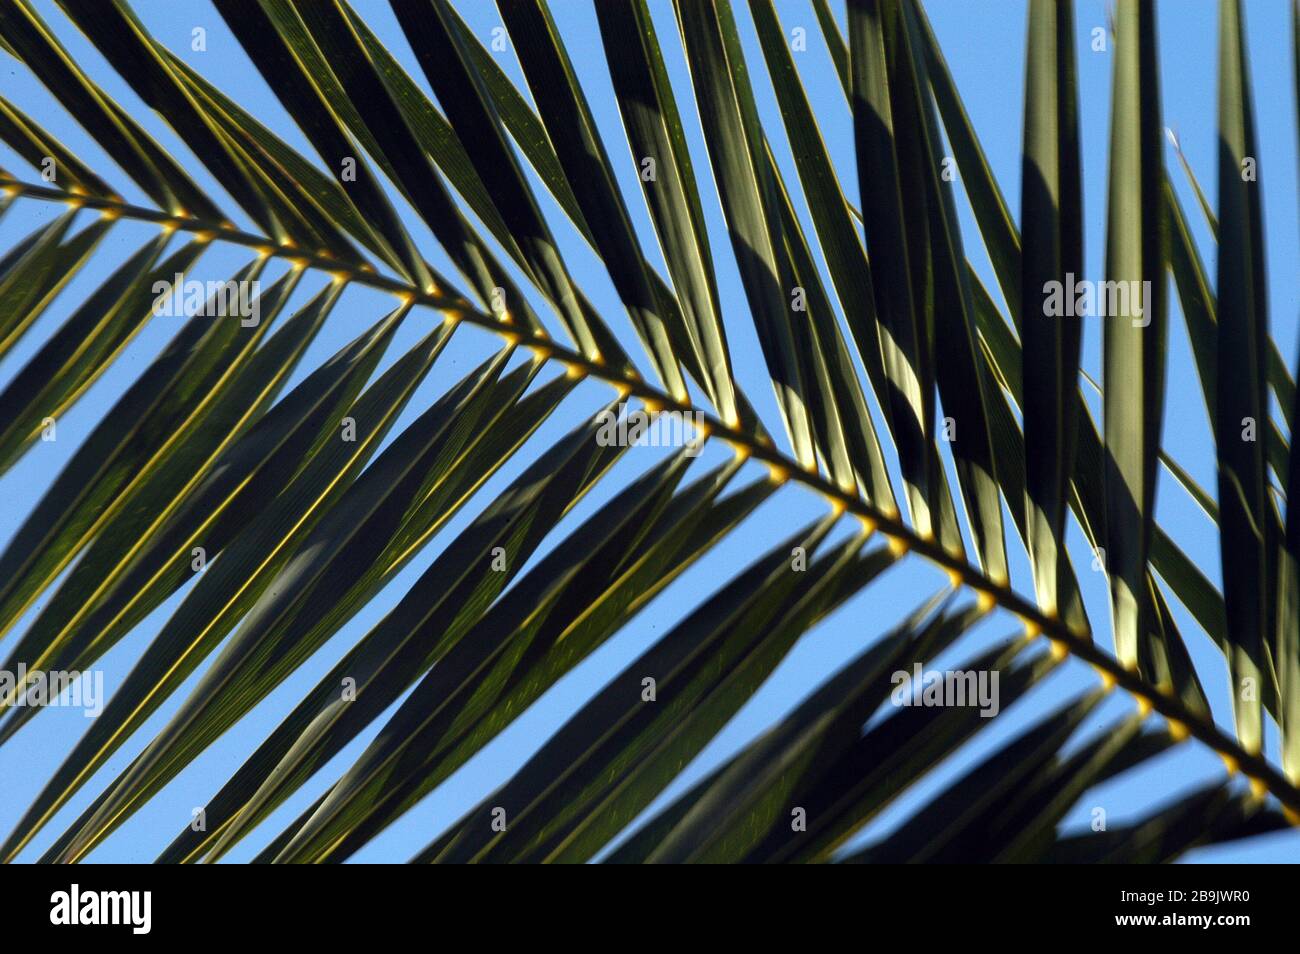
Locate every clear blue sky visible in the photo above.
<box><xmin>0</xmin><ymin>0</ymin><xmax>1296</xmax><ymax>863</ymax></box>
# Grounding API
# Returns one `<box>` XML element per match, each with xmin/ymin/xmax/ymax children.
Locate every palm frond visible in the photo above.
<box><xmin>0</xmin><ymin>0</ymin><xmax>1295</xmax><ymax>864</ymax></box>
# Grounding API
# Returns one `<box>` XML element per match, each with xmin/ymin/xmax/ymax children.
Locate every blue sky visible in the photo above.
<box><xmin>0</xmin><ymin>0</ymin><xmax>1296</xmax><ymax>863</ymax></box>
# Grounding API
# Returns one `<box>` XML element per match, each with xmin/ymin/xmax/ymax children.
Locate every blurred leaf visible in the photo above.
<box><xmin>846</xmin><ymin>690</ymin><xmax>1103</xmax><ymax>863</ymax></box>
<box><xmin>639</xmin><ymin>597</ymin><xmax>980</xmax><ymax>864</ymax></box>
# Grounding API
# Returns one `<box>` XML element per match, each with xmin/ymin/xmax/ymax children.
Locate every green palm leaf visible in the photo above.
<box><xmin>0</xmin><ymin>0</ymin><xmax>1296</xmax><ymax>866</ymax></box>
